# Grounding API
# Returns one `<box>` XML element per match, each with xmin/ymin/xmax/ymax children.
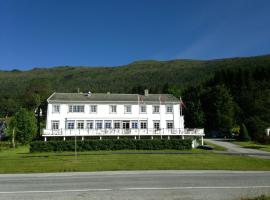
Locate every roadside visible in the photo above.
<box><xmin>205</xmin><ymin>139</ymin><xmax>270</xmax><ymax>160</ymax></box>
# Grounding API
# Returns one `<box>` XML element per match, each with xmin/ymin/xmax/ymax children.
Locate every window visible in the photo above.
<box><xmin>114</xmin><ymin>121</ymin><xmax>120</xmax><ymax>129</ymax></box>
<box><xmin>69</xmin><ymin>105</ymin><xmax>84</xmax><ymax>113</ymax></box>
<box><xmin>140</xmin><ymin>105</ymin><xmax>147</xmax><ymax>113</ymax></box>
<box><xmin>167</xmin><ymin>121</ymin><xmax>174</xmax><ymax>129</ymax></box>
<box><xmin>124</xmin><ymin>105</ymin><xmax>132</xmax><ymax>114</ymax></box>
<box><xmin>90</xmin><ymin>105</ymin><xmax>97</xmax><ymax>113</ymax></box>
<box><xmin>86</xmin><ymin>120</ymin><xmax>93</xmax><ymax>129</ymax></box>
<box><xmin>96</xmin><ymin>120</ymin><xmax>103</xmax><ymax>129</ymax></box>
<box><xmin>153</xmin><ymin>121</ymin><xmax>160</xmax><ymax>130</ymax></box>
<box><xmin>140</xmin><ymin>121</ymin><xmax>147</xmax><ymax>129</ymax></box>
<box><xmin>52</xmin><ymin>105</ymin><xmax>60</xmax><ymax>113</ymax></box>
<box><xmin>105</xmin><ymin>120</ymin><xmax>112</xmax><ymax>129</ymax></box>
<box><xmin>66</xmin><ymin>120</ymin><xmax>75</xmax><ymax>129</ymax></box>
<box><xmin>153</xmin><ymin>105</ymin><xmax>160</xmax><ymax>114</ymax></box>
<box><xmin>110</xmin><ymin>105</ymin><xmax>117</xmax><ymax>114</ymax></box>
<box><xmin>52</xmin><ymin>121</ymin><xmax>59</xmax><ymax>130</ymax></box>
<box><xmin>77</xmin><ymin>121</ymin><xmax>84</xmax><ymax>129</ymax></box>
<box><xmin>166</xmin><ymin>105</ymin><xmax>173</xmax><ymax>113</ymax></box>
<box><xmin>131</xmin><ymin>121</ymin><xmax>138</xmax><ymax>129</ymax></box>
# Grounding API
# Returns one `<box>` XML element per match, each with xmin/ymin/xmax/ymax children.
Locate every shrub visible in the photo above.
<box><xmin>238</xmin><ymin>123</ymin><xmax>251</xmax><ymax>141</ymax></box>
<box><xmin>30</xmin><ymin>139</ymin><xmax>192</xmax><ymax>152</ymax></box>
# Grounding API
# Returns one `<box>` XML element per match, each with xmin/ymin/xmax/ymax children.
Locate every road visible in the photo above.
<box><xmin>0</xmin><ymin>171</ymin><xmax>269</xmax><ymax>200</ymax></box>
<box><xmin>205</xmin><ymin>139</ymin><xmax>270</xmax><ymax>159</ymax></box>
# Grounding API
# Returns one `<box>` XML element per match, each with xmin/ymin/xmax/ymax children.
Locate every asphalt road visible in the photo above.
<box><xmin>0</xmin><ymin>171</ymin><xmax>269</xmax><ymax>200</ymax></box>
<box><xmin>205</xmin><ymin>139</ymin><xmax>270</xmax><ymax>159</ymax></box>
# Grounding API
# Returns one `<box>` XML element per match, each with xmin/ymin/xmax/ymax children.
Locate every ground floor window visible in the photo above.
<box><xmin>114</xmin><ymin>121</ymin><xmax>120</xmax><ymax>129</ymax></box>
<box><xmin>105</xmin><ymin>120</ymin><xmax>112</xmax><ymax>129</ymax></box>
<box><xmin>96</xmin><ymin>120</ymin><xmax>103</xmax><ymax>129</ymax></box>
<box><xmin>77</xmin><ymin>120</ymin><xmax>84</xmax><ymax>129</ymax></box>
<box><xmin>86</xmin><ymin>120</ymin><xmax>93</xmax><ymax>129</ymax></box>
<box><xmin>66</xmin><ymin>120</ymin><xmax>75</xmax><ymax>129</ymax></box>
<box><xmin>167</xmin><ymin>121</ymin><xmax>174</xmax><ymax>129</ymax></box>
<box><xmin>131</xmin><ymin>121</ymin><xmax>138</xmax><ymax>129</ymax></box>
<box><xmin>52</xmin><ymin>121</ymin><xmax>59</xmax><ymax>130</ymax></box>
<box><xmin>140</xmin><ymin>121</ymin><xmax>147</xmax><ymax>129</ymax></box>
<box><xmin>153</xmin><ymin>121</ymin><xmax>160</xmax><ymax>130</ymax></box>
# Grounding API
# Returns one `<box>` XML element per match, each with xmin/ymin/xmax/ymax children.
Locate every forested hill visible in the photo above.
<box><xmin>0</xmin><ymin>54</ymin><xmax>270</xmax><ymax>118</ymax></box>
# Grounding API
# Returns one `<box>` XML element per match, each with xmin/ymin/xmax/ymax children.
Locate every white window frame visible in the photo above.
<box><xmin>166</xmin><ymin>105</ymin><xmax>173</xmax><ymax>113</ymax></box>
<box><xmin>90</xmin><ymin>105</ymin><xmax>97</xmax><ymax>113</ymax></box>
<box><xmin>140</xmin><ymin>105</ymin><xmax>147</xmax><ymax>114</ymax></box>
<box><xmin>110</xmin><ymin>105</ymin><xmax>117</xmax><ymax>114</ymax></box>
<box><xmin>86</xmin><ymin>120</ymin><xmax>94</xmax><ymax>129</ymax></box>
<box><xmin>124</xmin><ymin>105</ymin><xmax>132</xmax><ymax>114</ymax></box>
<box><xmin>131</xmin><ymin>121</ymin><xmax>138</xmax><ymax>129</ymax></box>
<box><xmin>140</xmin><ymin>121</ymin><xmax>147</xmax><ymax>129</ymax></box>
<box><xmin>52</xmin><ymin>105</ymin><xmax>60</xmax><ymax>113</ymax></box>
<box><xmin>66</xmin><ymin>120</ymin><xmax>75</xmax><ymax>129</ymax></box>
<box><xmin>77</xmin><ymin>120</ymin><xmax>84</xmax><ymax>129</ymax></box>
<box><xmin>68</xmin><ymin>105</ymin><xmax>85</xmax><ymax>113</ymax></box>
<box><xmin>96</xmin><ymin>120</ymin><xmax>103</xmax><ymax>129</ymax></box>
<box><xmin>166</xmin><ymin>121</ymin><xmax>174</xmax><ymax>129</ymax></box>
<box><xmin>153</xmin><ymin>105</ymin><xmax>160</xmax><ymax>114</ymax></box>
<box><xmin>114</xmin><ymin>121</ymin><xmax>120</xmax><ymax>129</ymax></box>
<box><xmin>105</xmin><ymin>120</ymin><xmax>112</xmax><ymax>129</ymax></box>
<box><xmin>52</xmin><ymin>120</ymin><xmax>59</xmax><ymax>130</ymax></box>
<box><xmin>153</xmin><ymin>120</ymin><xmax>160</xmax><ymax>130</ymax></box>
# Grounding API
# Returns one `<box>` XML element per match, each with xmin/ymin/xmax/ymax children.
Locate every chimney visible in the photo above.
<box><xmin>144</xmin><ymin>89</ymin><xmax>149</xmax><ymax>96</ymax></box>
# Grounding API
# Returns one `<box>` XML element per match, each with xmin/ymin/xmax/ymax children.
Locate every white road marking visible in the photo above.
<box><xmin>0</xmin><ymin>186</ymin><xmax>270</xmax><ymax>194</ymax></box>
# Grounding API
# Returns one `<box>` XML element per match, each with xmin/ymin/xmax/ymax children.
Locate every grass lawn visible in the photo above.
<box><xmin>0</xmin><ymin>146</ymin><xmax>270</xmax><ymax>173</ymax></box>
<box><xmin>241</xmin><ymin>195</ymin><xmax>270</xmax><ymax>200</ymax></box>
<box><xmin>232</xmin><ymin>141</ymin><xmax>270</xmax><ymax>152</ymax></box>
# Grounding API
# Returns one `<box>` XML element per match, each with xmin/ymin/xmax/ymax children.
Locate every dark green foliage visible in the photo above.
<box><xmin>15</xmin><ymin>108</ymin><xmax>37</xmax><ymax>145</ymax></box>
<box><xmin>30</xmin><ymin>139</ymin><xmax>192</xmax><ymax>152</ymax></box>
<box><xmin>239</xmin><ymin>124</ymin><xmax>251</xmax><ymax>141</ymax></box>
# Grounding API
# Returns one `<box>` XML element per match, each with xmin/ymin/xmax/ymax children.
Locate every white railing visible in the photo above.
<box><xmin>42</xmin><ymin>128</ymin><xmax>204</xmax><ymax>137</ymax></box>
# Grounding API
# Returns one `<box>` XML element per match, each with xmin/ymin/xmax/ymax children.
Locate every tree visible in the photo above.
<box><xmin>239</xmin><ymin>123</ymin><xmax>250</xmax><ymax>141</ymax></box>
<box><xmin>6</xmin><ymin>117</ymin><xmax>17</xmax><ymax>148</ymax></box>
<box><xmin>14</xmin><ymin>108</ymin><xmax>37</xmax><ymax>145</ymax></box>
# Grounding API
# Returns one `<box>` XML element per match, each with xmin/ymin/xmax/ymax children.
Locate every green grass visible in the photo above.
<box><xmin>232</xmin><ymin>141</ymin><xmax>270</xmax><ymax>152</ymax></box>
<box><xmin>204</xmin><ymin>141</ymin><xmax>227</xmax><ymax>151</ymax></box>
<box><xmin>0</xmin><ymin>146</ymin><xmax>270</xmax><ymax>173</ymax></box>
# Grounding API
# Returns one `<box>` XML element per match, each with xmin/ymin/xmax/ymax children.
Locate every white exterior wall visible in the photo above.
<box><xmin>46</xmin><ymin>103</ymin><xmax>184</xmax><ymax>130</ymax></box>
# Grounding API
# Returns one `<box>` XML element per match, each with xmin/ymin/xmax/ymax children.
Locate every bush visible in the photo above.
<box><xmin>30</xmin><ymin>139</ymin><xmax>192</xmax><ymax>152</ymax></box>
<box><xmin>257</xmin><ymin>135</ymin><xmax>270</xmax><ymax>145</ymax></box>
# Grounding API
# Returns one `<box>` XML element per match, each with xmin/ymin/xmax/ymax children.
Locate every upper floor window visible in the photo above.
<box><xmin>52</xmin><ymin>120</ymin><xmax>59</xmax><ymax>130</ymax></box>
<box><xmin>166</xmin><ymin>105</ymin><xmax>173</xmax><ymax>113</ymax></box>
<box><xmin>124</xmin><ymin>105</ymin><xmax>132</xmax><ymax>114</ymax></box>
<box><xmin>153</xmin><ymin>105</ymin><xmax>160</xmax><ymax>114</ymax></box>
<box><xmin>140</xmin><ymin>105</ymin><xmax>147</xmax><ymax>114</ymax></box>
<box><xmin>110</xmin><ymin>105</ymin><xmax>117</xmax><ymax>114</ymax></box>
<box><xmin>52</xmin><ymin>105</ymin><xmax>60</xmax><ymax>113</ymax></box>
<box><xmin>90</xmin><ymin>105</ymin><xmax>97</xmax><ymax>113</ymax></box>
<box><xmin>69</xmin><ymin>105</ymin><xmax>84</xmax><ymax>113</ymax></box>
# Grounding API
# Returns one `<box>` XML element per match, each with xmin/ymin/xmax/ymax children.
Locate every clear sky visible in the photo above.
<box><xmin>1</xmin><ymin>0</ymin><xmax>270</xmax><ymax>70</ymax></box>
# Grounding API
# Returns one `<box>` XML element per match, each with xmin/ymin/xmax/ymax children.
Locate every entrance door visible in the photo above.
<box><xmin>122</xmin><ymin>121</ymin><xmax>130</xmax><ymax>129</ymax></box>
<box><xmin>122</xmin><ymin>121</ymin><xmax>130</xmax><ymax>134</ymax></box>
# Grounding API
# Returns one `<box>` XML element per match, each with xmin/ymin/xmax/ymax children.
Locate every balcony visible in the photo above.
<box><xmin>42</xmin><ymin>128</ymin><xmax>204</xmax><ymax>137</ymax></box>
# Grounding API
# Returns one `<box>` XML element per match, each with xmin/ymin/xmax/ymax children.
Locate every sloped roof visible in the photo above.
<box><xmin>48</xmin><ymin>92</ymin><xmax>179</xmax><ymax>103</ymax></box>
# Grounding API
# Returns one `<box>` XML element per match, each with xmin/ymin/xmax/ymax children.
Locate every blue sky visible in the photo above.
<box><xmin>1</xmin><ymin>0</ymin><xmax>270</xmax><ymax>70</ymax></box>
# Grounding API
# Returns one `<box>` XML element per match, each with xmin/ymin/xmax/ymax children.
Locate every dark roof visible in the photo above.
<box><xmin>48</xmin><ymin>93</ymin><xmax>179</xmax><ymax>103</ymax></box>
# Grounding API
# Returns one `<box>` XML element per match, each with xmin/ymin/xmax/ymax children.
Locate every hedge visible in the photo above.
<box><xmin>30</xmin><ymin>139</ymin><xmax>192</xmax><ymax>152</ymax></box>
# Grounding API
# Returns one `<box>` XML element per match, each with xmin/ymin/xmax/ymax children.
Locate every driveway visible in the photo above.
<box><xmin>205</xmin><ymin>139</ymin><xmax>270</xmax><ymax>159</ymax></box>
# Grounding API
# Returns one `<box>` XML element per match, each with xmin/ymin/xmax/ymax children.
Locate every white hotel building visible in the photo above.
<box><xmin>43</xmin><ymin>90</ymin><xmax>204</xmax><ymax>147</ymax></box>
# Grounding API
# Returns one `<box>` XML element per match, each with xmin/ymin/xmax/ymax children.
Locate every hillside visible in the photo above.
<box><xmin>1</xmin><ymin>54</ymin><xmax>270</xmax><ymax>97</ymax></box>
